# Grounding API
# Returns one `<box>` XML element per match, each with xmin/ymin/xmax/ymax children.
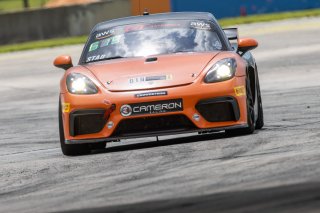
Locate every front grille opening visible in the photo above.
<box><xmin>112</xmin><ymin>114</ymin><xmax>196</xmax><ymax>137</ymax></box>
<box><xmin>196</xmin><ymin>97</ymin><xmax>239</xmax><ymax>122</ymax></box>
<box><xmin>70</xmin><ymin>110</ymin><xmax>106</xmax><ymax>136</ymax></box>
<box><xmin>74</xmin><ymin>114</ymin><xmax>105</xmax><ymax>135</ymax></box>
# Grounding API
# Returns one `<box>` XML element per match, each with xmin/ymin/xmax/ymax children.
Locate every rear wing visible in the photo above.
<box><xmin>223</xmin><ymin>28</ymin><xmax>239</xmax><ymax>51</ymax></box>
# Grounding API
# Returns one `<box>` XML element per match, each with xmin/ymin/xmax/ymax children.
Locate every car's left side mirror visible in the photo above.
<box><xmin>238</xmin><ymin>38</ymin><xmax>258</xmax><ymax>55</ymax></box>
<box><xmin>53</xmin><ymin>55</ymin><xmax>73</xmax><ymax>70</ymax></box>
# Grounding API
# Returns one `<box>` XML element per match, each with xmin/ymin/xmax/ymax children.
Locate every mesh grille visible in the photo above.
<box><xmin>113</xmin><ymin>114</ymin><xmax>196</xmax><ymax>136</ymax></box>
<box><xmin>196</xmin><ymin>97</ymin><xmax>239</xmax><ymax>122</ymax></box>
<box><xmin>70</xmin><ymin>109</ymin><xmax>106</xmax><ymax>136</ymax></box>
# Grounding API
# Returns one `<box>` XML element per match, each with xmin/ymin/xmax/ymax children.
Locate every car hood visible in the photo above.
<box><xmin>83</xmin><ymin>52</ymin><xmax>219</xmax><ymax>92</ymax></box>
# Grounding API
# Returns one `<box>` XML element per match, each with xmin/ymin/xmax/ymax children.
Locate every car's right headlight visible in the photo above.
<box><xmin>66</xmin><ymin>73</ymin><xmax>98</xmax><ymax>94</ymax></box>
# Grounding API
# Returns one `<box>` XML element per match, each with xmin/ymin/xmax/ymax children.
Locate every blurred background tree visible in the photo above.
<box><xmin>0</xmin><ymin>0</ymin><xmax>100</xmax><ymax>12</ymax></box>
<box><xmin>0</xmin><ymin>0</ymin><xmax>48</xmax><ymax>12</ymax></box>
<box><xmin>23</xmin><ymin>0</ymin><xmax>29</xmax><ymax>8</ymax></box>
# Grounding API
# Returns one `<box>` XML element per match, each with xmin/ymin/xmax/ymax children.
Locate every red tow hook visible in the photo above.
<box><xmin>104</xmin><ymin>104</ymin><xmax>116</xmax><ymax>120</ymax></box>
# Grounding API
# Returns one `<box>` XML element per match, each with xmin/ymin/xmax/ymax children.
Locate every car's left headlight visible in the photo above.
<box><xmin>66</xmin><ymin>73</ymin><xmax>98</xmax><ymax>94</ymax></box>
<box><xmin>204</xmin><ymin>58</ymin><xmax>237</xmax><ymax>83</ymax></box>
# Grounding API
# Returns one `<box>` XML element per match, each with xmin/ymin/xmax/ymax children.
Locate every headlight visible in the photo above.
<box><xmin>204</xmin><ymin>58</ymin><xmax>237</xmax><ymax>83</ymax></box>
<box><xmin>66</xmin><ymin>73</ymin><xmax>98</xmax><ymax>94</ymax></box>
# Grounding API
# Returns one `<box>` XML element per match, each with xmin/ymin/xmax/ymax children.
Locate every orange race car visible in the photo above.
<box><xmin>54</xmin><ymin>12</ymin><xmax>264</xmax><ymax>156</ymax></box>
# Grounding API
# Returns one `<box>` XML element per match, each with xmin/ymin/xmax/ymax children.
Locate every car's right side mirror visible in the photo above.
<box><xmin>53</xmin><ymin>55</ymin><xmax>73</xmax><ymax>70</ymax></box>
<box><xmin>238</xmin><ymin>38</ymin><xmax>258</xmax><ymax>55</ymax></box>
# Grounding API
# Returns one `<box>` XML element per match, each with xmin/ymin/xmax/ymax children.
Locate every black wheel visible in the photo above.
<box><xmin>226</xmin><ymin>76</ymin><xmax>255</xmax><ymax>136</ymax></box>
<box><xmin>59</xmin><ymin>98</ymin><xmax>91</xmax><ymax>156</ymax></box>
<box><xmin>255</xmin><ymin>74</ymin><xmax>264</xmax><ymax>129</ymax></box>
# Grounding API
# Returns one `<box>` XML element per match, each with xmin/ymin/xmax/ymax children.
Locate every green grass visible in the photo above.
<box><xmin>1</xmin><ymin>8</ymin><xmax>320</xmax><ymax>54</ymax></box>
<box><xmin>0</xmin><ymin>36</ymin><xmax>87</xmax><ymax>53</ymax></box>
<box><xmin>0</xmin><ymin>0</ymin><xmax>49</xmax><ymax>12</ymax></box>
<box><xmin>219</xmin><ymin>8</ymin><xmax>320</xmax><ymax>26</ymax></box>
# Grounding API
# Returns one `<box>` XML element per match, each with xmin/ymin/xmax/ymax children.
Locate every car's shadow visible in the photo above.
<box><xmin>90</xmin><ymin>129</ymin><xmax>265</xmax><ymax>155</ymax></box>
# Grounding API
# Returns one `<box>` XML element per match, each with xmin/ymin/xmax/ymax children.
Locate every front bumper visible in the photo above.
<box><xmin>65</xmin><ymin>124</ymin><xmax>248</xmax><ymax>144</ymax></box>
<box><xmin>60</xmin><ymin>76</ymin><xmax>247</xmax><ymax>144</ymax></box>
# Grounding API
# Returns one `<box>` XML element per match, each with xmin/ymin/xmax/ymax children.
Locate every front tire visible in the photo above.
<box><xmin>59</xmin><ymin>98</ymin><xmax>91</xmax><ymax>156</ymax></box>
<box><xmin>255</xmin><ymin>73</ymin><xmax>264</xmax><ymax>129</ymax></box>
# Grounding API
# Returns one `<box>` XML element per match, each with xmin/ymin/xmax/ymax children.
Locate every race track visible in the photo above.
<box><xmin>1</xmin><ymin>17</ymin><xmax>320</xmax><ymax>213</ymax></box>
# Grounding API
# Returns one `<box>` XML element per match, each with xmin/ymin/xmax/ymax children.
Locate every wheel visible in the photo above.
<box><xmin>226</xmin><ymin>76</ymin><xmax>255</xmax><ymax>136</ymax></box>
<box><xmin>255</xmin><ymin>73</ymin><xmax>264</xmax><ymax>129</ymax></box>
<box><xmin>59</xmin><ymin>98</ymin><xmax>91</xmax><ymax>156</ymax></box>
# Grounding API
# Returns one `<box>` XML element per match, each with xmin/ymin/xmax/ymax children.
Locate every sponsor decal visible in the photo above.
<box><xmin>101</xmin><ymin>35</ymin><xmax>122</xmax><ymax>48</ymax></box>
<box><xmin>124</xmin><ymin>24</ymin><xmax>145</xmax><ymax>33</ymax></box>
<box><xmin>95</xmin><ymin>29</ymin><xmax>115</xmax><ymax>40</ymax></box>
<box><xmin>120</xmin><ymin>105</ymin><xmax>132</xmax><ymax>117</ymax></box>
<box><xmin>190</xmin><ymin>21</ymin><xmax>211</xmax><ymax>30</ymax></box>
<box><xmin>193</xmin><ymin>113</ymin><xmax>200</xmax><ymax>121</ymax></box>
<box><xmin>135</xmin><ymin>91</ymin><xmax>168</xmax><ymax>98</ymax></box>
<box><xmin>86</xmin><ymin>54</ymin><xmax>106</xmax><ymax>63</ymax></box>
<box><xmin>89</xmin><ymin>41</ymin><xmax>99</xmax><ymax>52</ymax></box>
<box><xmin>234</xmin><ymin>86</ymin><xmax>246</xmax><ymax>96</ymax></box>
<box><xmin>120</xmin><ymin>99</ymin><xmax>183</xmax><ymax>116</ymax></box>
<box><xmin>107</xmin><ymin>121</ymin><xmax>114</xmax><ymax>129</ymax></box>
<box><xmin>144</xmin><ymin>23</ymin><xmax>181</xmax><ymax>29</ymax></box>
<box><xmin>124</xmin><ymin>23</ymin><xmax>181</xmax><ymax>33</ymax></box>
<box><xmin>129</xmin><ymin>74</ymin><xmax>173</xmax><ymax>84</ymax></box>
<box><xmin>62</xmin><ymin>103</ymin><xmax>70</xmax><ymax>113</ymax></box>
<box><xmin>89</xmin><ymin>35</ymin><xmax>122</xmax><ymax>54</ymax></box>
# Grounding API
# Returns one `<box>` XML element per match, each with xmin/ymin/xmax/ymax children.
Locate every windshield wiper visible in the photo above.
<box><xmin>89</xmin><ymin>56</ymin><xmax>125</xmax><ymax>63</ymax></box>
<box><xmin>104</xmin><ymin>56</ymin><xmax>125</xmax><ymax>60</ymax></box>
<box><xmin>172</xmin><ymin>50</ymin><xmax>195</xmax><ymax>54</ymax></box>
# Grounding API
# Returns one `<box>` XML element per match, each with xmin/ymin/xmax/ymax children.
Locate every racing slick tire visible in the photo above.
<box><xmin>226</xmin><ymin>76</ymin><xmax>255</xmax><ymax>136</ymax></box>
<box><xmin>255</xmin><ymin>72</ymin><xmax>264</xmax><ymax>129</ymax></box>
<box><xmin>59</xmin><ymin>98</ymin><xmax>91</xmax><ymax>156</ymax></box>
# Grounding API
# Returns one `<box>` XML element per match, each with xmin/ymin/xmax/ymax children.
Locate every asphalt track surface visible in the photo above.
<box><xmin>1</xmin><ymin>17</ymin><xmax>320</xmax><ymax>213</ymax></box>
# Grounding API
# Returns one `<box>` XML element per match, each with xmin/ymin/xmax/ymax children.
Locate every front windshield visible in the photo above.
<box><xmin>83</xmin><ymin>20</ymin><xmax>223</xmax><ymax>63</ymax></box>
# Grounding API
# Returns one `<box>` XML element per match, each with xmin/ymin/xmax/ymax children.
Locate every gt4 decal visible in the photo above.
<box><xmin>234</xmin><ymin>86</ymin><xmax>246</xmax><ymax>96</ymax></box>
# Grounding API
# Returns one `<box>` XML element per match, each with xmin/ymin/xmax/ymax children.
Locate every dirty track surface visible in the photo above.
<box><xmin>0</xmin><ymin>17</ymin><xmax>320</xmax><ymax>213</ymax></box>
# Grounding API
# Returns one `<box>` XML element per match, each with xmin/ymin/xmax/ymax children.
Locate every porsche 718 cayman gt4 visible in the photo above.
<box><xmin>54</xmin><ymin>12</ymin><xmax>264</xmax><ymax>156</ymax></box>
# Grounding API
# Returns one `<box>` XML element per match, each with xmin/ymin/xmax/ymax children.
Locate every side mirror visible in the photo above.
<box><xmin>53</xmin><ymin>55</ymin><xmax>73</xmax><ymax>70</ymax></box>
<box><xmin>238</xmin><ymin>38</ymin><xmax>258</xmax><ymax>54</ymax></box>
